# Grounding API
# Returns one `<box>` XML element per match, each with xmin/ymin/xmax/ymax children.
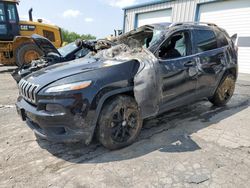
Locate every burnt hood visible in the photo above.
<box><xmin>24</xmin><ymin>58</ymin><xmax>98</xmax><ymax>87</ymax></box>
<box><xmin>31</xmin><ymin>34</ymin><xmax>61</xmax><ymax>56</ymax></box>
<box><xmin>24</xmin><ymin>57</ymin><xmax>127</xmax><ymax>89</ymax></box>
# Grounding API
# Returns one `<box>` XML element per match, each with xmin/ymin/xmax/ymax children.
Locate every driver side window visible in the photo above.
<box><xmin>158</xmin><ymin>31</ymin><xmax>191</xmax><ymax>59</ymax></box>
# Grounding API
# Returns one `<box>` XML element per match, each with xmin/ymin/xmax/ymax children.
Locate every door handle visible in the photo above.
<box><xmin>184</xmin><ymin>61</ymin><xmax>195</xmax><ymax>67</ymax></box>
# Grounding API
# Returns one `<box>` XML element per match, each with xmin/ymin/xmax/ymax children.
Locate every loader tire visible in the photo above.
<box><xmin>15</xmin><ymin>43</ymin><xmax>43</xmax><ymax>67</ymax></box>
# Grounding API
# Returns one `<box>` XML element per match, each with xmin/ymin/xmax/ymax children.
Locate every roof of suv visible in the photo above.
<box><xmin>149</xmin><ymin>22</ymin><xmax>218</xmax><ymax>30</ymax></box>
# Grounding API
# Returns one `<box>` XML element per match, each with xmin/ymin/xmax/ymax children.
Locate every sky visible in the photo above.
<box><xmin>17</xmin><ymin>0</ymin><xmax>152</xmax><ymax>38</ymax></box>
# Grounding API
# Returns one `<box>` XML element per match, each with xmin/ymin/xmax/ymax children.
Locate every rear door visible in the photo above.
<box><xmin>157</xmin><ymin>30</ymin><xmax>198</xmax><ymax>112</ymax></box>
<box><xmin>193</xmin><ymin>28</ymin><xmax>226</xmax><ymax>98</ymax></box>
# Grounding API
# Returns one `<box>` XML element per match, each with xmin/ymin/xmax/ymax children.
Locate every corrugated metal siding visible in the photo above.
<box><xmin>198</xmin><ymin>0</ymin><xmax>250</xmax><ymax>74</ymax></box>
<box><xmin>124</xmin><ymin>0</ymin><xmax>217</xmax><ymax>32</ymax></box>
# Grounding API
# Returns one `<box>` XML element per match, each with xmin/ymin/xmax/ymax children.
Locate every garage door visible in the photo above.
<box><xmin>137</xmin><ymin>9</ymin><xmax>172</xmax><ymax>27</ymax></box>
<box><xmin>198</xmin><ymin>0</ymin><xmax>250</xmax><ymax>74</ymax></box>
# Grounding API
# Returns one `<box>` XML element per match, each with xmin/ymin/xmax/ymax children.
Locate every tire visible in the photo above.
<box><xmin>97</xmin><ymin>95</ymin><xmax>142</xmax><ymax>150</ymax></box>
<box><xmin>209</xmin><ymin>74</ymin><xmax>236</xmax><ymax>106</ymax></box>
<box><xmin>15</xmin><ymin>42</ymin><xmax>43</xmax><ymax>67</ymax></box>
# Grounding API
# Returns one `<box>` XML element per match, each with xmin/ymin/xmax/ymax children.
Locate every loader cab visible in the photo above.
<box><xmin>0</xmin><ymin>1</ymin><xmax>19</xmax><ymax>41</ymax></box>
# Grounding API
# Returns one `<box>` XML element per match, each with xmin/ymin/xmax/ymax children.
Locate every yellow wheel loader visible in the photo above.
<box><xmin>0</xmin><ymin>0</ymin><xmax>62</xmax><ymax>67</ymax></box>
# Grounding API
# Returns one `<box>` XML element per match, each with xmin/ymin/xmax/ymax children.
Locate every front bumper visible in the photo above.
<box><xmin>16</xmin><ymin>96</ymin><xmax>95</xmax><ymax>144</ymax></box>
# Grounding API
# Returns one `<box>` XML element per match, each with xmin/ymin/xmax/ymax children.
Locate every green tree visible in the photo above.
<box><xmin>61</xmin><ymin>29</ymin><xmax>96</xmax><ymax>43</ymax></box>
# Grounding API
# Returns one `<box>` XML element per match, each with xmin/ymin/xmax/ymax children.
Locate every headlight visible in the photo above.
<box><xmin>45</xmin><ymin>80</ymin><xmax>92</xmax><ymax>93</ymax></box>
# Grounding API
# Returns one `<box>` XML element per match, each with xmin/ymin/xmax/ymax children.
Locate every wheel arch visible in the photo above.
<box><xmin>89</xmin><ymin>87</ymin><xmax>135</xmax><ymax>138</ymax></box>
<box><xmin>224</xmin><ymin>67</ymin><xmax>238</xmax><ymax>80</ymax></box>
<box><xmin>94</xmin><ymin>86</ymin><xmax>134</xmax><ymax>124</ymax></box>
<box><xmin>211</xmin><ymin>66</ymin><xmax>237</xmax><ymax>98</ymax></box>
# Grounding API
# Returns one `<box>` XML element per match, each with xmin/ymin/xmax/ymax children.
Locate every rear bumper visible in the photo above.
<box><xmin>16</xmin><ymin>96</ymin><xmax>95</xmax><ymax>144</ymax></box>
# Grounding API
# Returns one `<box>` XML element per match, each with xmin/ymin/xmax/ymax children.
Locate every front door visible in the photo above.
<box><xmin>157</xmin><ymin>30</ymin><xmax>198</xmax><ymax>112</ymax></box>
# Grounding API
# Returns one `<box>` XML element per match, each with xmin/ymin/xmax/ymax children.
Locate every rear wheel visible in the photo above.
<box><xmin>15</xmin><ymin>43</ymin><xmax>43</xmax><ymax>67</ymax></box>
<box><xmin>97</xmin><ymin>95</ymin><xmax>142</xmax><ymax>150</ymax></box>
<box><xmin>209</xmin><ymin>74</ymin><xmax>236</xmax><ymax>106</ymax></box>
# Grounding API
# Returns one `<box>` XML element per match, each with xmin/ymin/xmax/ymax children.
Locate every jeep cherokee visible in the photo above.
<box><xmin>16</xmin><ymin>23</ymin><xmax>238</xmax><ymax>150</ymax></box>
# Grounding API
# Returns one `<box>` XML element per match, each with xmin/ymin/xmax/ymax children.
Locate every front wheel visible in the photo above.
<box><xmin>97</xmin><ymin>95</ymin><xmax>142</xmax><ymax>150</ymax></box>
<box><xmin>209</xmin><ymin>74</ymin><xmax>236</xmax><ymax>106</ymax></box>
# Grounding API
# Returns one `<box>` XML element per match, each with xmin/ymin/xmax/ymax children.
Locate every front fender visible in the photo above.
<box><xmin>86</xmin><ymin>86</ymin><xmax>134</xmax><ymax>143</ymax></box>
<box><xmin>94</xmin><ymin>86</ymin><xmax>134</xmax><ymax>121</ymax></box>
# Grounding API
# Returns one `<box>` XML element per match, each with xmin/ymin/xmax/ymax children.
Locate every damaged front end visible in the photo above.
<box><xmin>12</xmin><ymin>37</ymin><xmax>98</xmax><ymax>83</ymax></box>
<box><xmin>16</xmin><ymin>24</ymin><xmax>169</xmax><ymax>145</ymax></box>
<box><xmin>95</xmin><ymin>43</ymin><xmax>162</xmax><ymax>118</ymax></box>
<box><xmin>93</xmin><ymin>24</ymin><xmax>168</xmax><ymax>118</ymax></box>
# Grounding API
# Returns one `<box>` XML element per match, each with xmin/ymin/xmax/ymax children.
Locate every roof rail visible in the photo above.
<box><xmin>169</xmin><ymin>22</ymin><xmax>218</xmax><ymax>27</ymax></box>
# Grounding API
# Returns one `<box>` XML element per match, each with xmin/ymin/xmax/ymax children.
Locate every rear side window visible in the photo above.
<box><xmin>215</xmin><ymin>29</ymin><xmax>229</xmax><ymax>47</ymax></box>
<box><xmin>195</xmin><ymin>29</ymin><xmax>217</xmax><ymax>52</ymax></box>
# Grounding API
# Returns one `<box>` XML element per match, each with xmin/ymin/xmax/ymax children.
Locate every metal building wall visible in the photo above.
<box><xmin>124</xmin><ymin>0</ymin><xmax>217</xmax><ymax>32</ymax></box>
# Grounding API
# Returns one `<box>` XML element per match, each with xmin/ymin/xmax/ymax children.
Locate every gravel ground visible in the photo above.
<box><xmin>0</xmin><ymin>65</ymin><xmax>250</xmax><ymax>188</ymax></box>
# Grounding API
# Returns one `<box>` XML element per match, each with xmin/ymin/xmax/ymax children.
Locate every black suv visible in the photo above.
<box><xmin>16</xmin><ymin>23</ymin><xmax>238</xmax><ymax>150</ymax></box>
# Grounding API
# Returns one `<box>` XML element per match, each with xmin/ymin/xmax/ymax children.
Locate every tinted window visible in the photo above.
<box><xmin>7</xmin><ymin>4</ymin><xmax>17</xmax><ymax>23</ymax></box>
<box><xmin>0</xmin><ymin>24</ymin><xmax>7</xmax><ymax>34</ymax></box>
<box><xmin>0</xmin><ymin>3</ymin><xmax>7</xmax><ymax>35</ymax></box>
<box><xmin>195</xmin><ymin>29</ymin><xmax>217</xmax><ymax>52</ymax></box>
<box><xmin>58</xmin><ymin>42</ymin><xmax>78</xmax><ymax>56</ymax></box>
<box><xmin>0</xmin><ymin>3</ymin><xmax>6</xmax><ymax>22</ymax></box>
<box><xmin>43</xmin><ymin>30</ymin><xmax>55</xmax><ymax>42</ymax></box>
<box><xmin>215</xmin><ymin>29</ymin><xmax>228</xmax><ymax>47</ymax></box>
<box><xmin>158</xmin><ymin>31</ymin><xmax>191</xmax><ymax>59</ymax></box>
<box><xmin>75</xmin><ymin>48</ymin><xmax>91</xmax><ymax>58</ymax></box>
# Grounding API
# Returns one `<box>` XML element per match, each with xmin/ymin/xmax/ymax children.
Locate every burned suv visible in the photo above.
<box><xmin>16</xmin><ymin>23</ymin><xmax>238</xmax><ymax>150</ymax></box>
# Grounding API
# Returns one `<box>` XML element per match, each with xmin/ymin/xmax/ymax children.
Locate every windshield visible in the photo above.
<box><xmin>58</xmin><ymin>42</ymin><xmax>78</xmax><ymax>56</ymax></box>
<box><xmin>94</xmin><ymin>25</ymin><xmax>168</xmax><ymax>60</ymax></box>
<box><xmin>145</xmin><ymin>28</ymin><xmax>166</xmax><ymax>51</ymax></box>
<box><xmin>115</xmin><ymin>25</ymin><xmax>166</xmax><ymax>52</ymax></box>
